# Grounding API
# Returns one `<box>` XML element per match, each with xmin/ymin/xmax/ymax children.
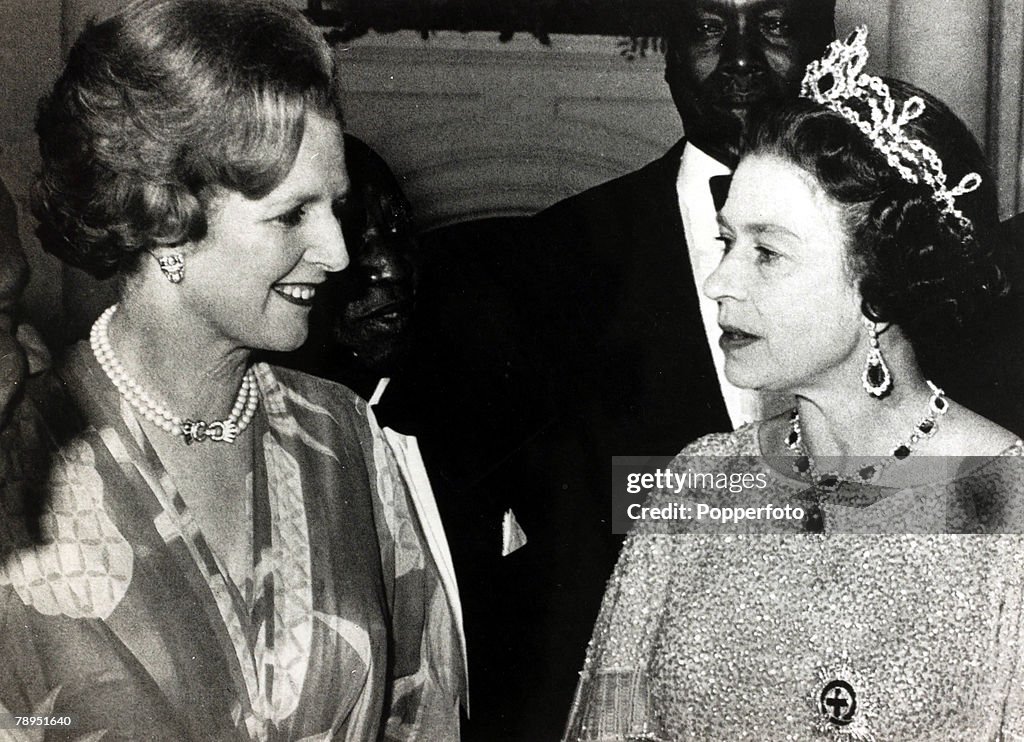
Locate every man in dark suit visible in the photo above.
<box><xmin>524</xmin><ymin>0</ymin><xmax>837</xmax><ymax>456</ymax></box>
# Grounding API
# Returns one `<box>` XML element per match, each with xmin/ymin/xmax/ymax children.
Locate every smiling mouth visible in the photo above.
<box><xmin>273</xmin><ymin>283</ymin><xmax>319</xmax><ymax>307</ymax></box>
<box><xmin>355</xmin><ymin>298</ymin><xmax>413</xmax><ymax>321</ymax></box>
<box><xmin>345</xmin><ymin>300</ymin><xmax>413</xmax><ymax>337</ymax></box>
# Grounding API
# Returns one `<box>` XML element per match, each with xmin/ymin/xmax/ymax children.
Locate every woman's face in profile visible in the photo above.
<box><xmin>704</xmin><ymin>153</ymin><xmax>864</xmax><ymax>394</ymax></box>
<box><xmin>170</xmin><ymin>112</ymin><xmax>351</xmax><ymax>353</ymax></box>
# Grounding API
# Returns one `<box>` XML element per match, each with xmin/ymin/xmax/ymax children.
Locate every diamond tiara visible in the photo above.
<box><xmin>799</xmin><ymin>26</ymin><xmax>982</xmax><ymax>232</ymax></box>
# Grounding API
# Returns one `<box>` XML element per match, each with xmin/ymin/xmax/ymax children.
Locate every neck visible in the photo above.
<box><xmin>107</xmin><ymin>297</ymin><xmax>250</xmax><ymax>421</ymax></box>
<box><xmin>684</xmin><ymin>122</ymin><xmax>741</xmax><ymax>170</ymax></box>
<box><xmin>791</xmin><ymin>333</ymin><xmax>935</xmax><ymax>458</ymax></box>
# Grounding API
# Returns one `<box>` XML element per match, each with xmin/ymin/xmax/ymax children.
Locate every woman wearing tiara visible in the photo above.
<box><xmin>564</xmin><ymin>28</ymin><xmax>1024</xmax><ymax>741</ymax></box>
<box><xmin>0</xmin><ymin>1</ymin><xmax>459</xmax><ymax>739</ymax></box>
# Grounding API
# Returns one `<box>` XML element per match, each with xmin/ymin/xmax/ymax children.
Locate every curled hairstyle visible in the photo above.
<box><xmin>743</xmin><ymin>78</ymin><xmax>1004</xmax><ymax>354</ymax></box>
<box><xmin>33</xmin><ymin>0</ymin><xmax>343</xmax><ymax>278</ymax></box>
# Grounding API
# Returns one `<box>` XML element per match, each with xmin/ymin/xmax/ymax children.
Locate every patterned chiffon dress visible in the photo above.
<box><xmin>565</xmin><ymin>422</ymin><xmax>1024</xmax><ymax>741</ymax></box>
<box><xmin>0</xmin><ymin>344</ymin><xmax>461</xmax><ymax>741</ymax></box>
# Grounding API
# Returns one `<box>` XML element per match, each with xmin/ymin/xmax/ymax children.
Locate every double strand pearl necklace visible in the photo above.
<box><xmin>90</xmin><ymin>304</ymin><xmax>260</xmax><ymax>444</ymax></box>
<box><xmin>785</xmin><ymin>380</ymin><xmax>949</xmax><ymax>491</ymax></box>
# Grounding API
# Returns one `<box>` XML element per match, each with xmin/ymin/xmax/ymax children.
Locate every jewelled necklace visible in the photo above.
<box><xmin>90</xmin><ymin>304</ymin><xmax>260</xmax><ymax>444</ymax></box>
<box><xmin>785</xmin><ymin>380</ymin><xmax>948</xmax><ymax>492</ymax></box>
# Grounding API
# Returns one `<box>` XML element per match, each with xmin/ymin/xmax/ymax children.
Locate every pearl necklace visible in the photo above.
<box><xmin>90</xmin><ymin>304</ymin><xmax>260</xmax><ymax>444</ymax></box>
<box><xmin>785</xmin><ymin>380</ymin><xmax>948</xmax><ymax>491</ymax></box>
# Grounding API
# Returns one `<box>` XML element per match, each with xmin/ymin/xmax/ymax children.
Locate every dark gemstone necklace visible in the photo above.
<box><xmin>785</xmin><ymin>381</ymin><xmax>948</xmax><ymax>531</ymax></box>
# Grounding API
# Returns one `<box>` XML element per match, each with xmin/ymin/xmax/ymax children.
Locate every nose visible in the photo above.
<box><xmin>359</xmin><ymin>238</ymin><xmax>414</xmax><ymax>285</ymax></box>
<box><xmin>703</xmin><ymin>248</ymin><xmax>745</xmax><ymax>302</ymax></box>
<box><xmin>719</xmin><ymin>20</ymin><xmax>766</xmax><ymax>77</ymax></box>
<box><xmin>306</xmin><ymin>210</ymin><xmax>350</xmax><ymax>273</ymax></box>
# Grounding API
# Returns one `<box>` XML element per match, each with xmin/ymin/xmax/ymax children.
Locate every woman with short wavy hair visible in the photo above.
<box><xmin>0</xmin><ymin>1</ymin><xmax>460</xmax><ymax>739</ymax></box>
<box><xmin>566</xmin><ymin>29</ymin><xmax>1024</xmax><ymax>741</ymax></box>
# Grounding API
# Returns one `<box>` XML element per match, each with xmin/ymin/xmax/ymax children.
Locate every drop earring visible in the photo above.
<box><xmin>862</xmin><ymin>318</ymin><xmax>892</xmax><ymax>398</ymax></box>
<box><xmin>156</xmin><ymin>253</ymin><xmax>185</xmax><ymax>284</ymax></box>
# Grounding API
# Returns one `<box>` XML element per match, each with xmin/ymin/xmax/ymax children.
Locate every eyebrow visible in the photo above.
<box><xmin>696</xmin><ymin>0</ymin><xmax>788</xmax><ymax>11</ymax></box>
<box><xmin>265</xmin><ymin>184</ymin><xmax>350</xmax><ymax>211</ymax></box>
<box><xmin>749</xmin><ymin>222</ymin><xmax>801</xmax><ymax>241</ymax></box>
<box><xmin>717</xmin><ymin>215</ymin><xmax>801</xmax><ymax>242</ymax></box>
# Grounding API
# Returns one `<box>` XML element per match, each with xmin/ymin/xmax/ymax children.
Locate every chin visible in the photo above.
<box><xmin>727</xmin><ymin>377</ymin><xmax>767</xmax><ymax>392</ymax></box>
<box><xmin>257</xmin><ymin>326</ymin><xmax>310</xmax><ymax>354</ymax></box>
<box><xmin>724</xmin><ymin>365</ymin><xmax>775</xmax><ymax>392</ymax></box>
<box><xmin>724</xmin><ymin>359</ymin><xmax>754</xmax><ymax>385</ymax></box>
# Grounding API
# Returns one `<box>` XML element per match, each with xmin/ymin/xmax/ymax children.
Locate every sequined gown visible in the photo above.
<box><xmin>564</xmin><ymin>423</ymin><xmax>1024</xmax><ymax>741</ymax></box>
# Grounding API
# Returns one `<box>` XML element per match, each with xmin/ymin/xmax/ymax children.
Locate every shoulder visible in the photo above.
<box><xmin>927</xmin><ymin>398</ymin><xmax>1021</xmax><ymax>457</ymax></box>
<box><xmin>534</xmin><ymin>143</ymin><xmax>685</xmax><ymax>226</ymax></box>
<box><xmin>628</xmin><ymin>424</ymin><xmax>766</xmax><ymax>535</ymax></box>
<box><xmin>942</xmin><ymin>438</ymin><xmax>1024</xmax><ymax>533</ymax></box>
<box><xmin>259</xmin><ymin>363</ymin><xmax>367</xmax><ymax>410</ymax></box>
<box><xmin>255</xmin><ymin>363</ymin><xmax>379</xmax><ymax>444</ymax></box>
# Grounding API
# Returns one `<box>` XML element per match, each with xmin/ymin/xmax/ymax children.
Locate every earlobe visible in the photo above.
<box><xmin>859</xmin><ymin>307</ymin><xmax>890</xmax><ymax>334</ymax></box>
<box><xmin>859</xmin><ymin>297</ymin><xmax>883</xmax><ymax>325</ymax></box>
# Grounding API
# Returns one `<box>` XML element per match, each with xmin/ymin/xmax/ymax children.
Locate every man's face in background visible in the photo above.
<box><xmin>664</xmin><ymin>0</ymin><xmax>835</xmax><ymax>164</ymax></box>
<box><xmin>330</xmin><ymin>177</ymin><xmax>418</xmax><ymax>376</ymax></box>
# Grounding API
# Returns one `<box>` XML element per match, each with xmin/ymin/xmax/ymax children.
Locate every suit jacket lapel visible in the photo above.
<box><xmin>600</xmin><ymin>138</ymin><xmax>731</xmax><ymax>452</ymax></box>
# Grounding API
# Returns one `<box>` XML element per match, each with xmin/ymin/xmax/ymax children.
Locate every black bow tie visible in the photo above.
<box><xmin>709</xmin><ymin>174</ymin><xmax>733</xmax><ymax>212</ymax></box>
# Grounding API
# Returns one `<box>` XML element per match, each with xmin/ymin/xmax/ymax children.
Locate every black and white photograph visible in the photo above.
<box><xmin>1</xmin><ymin>0</ymin><xmax>1024</xmax><ymax>739</ymax></box>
